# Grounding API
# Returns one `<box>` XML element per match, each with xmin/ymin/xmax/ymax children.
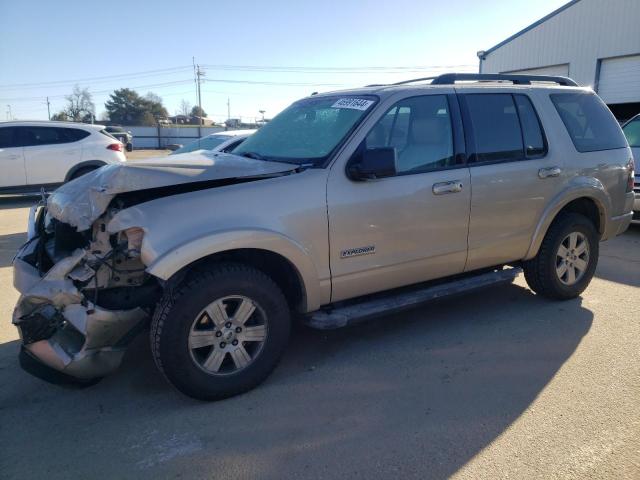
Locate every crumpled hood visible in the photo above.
<box><xmin>47</xmin><ymin>150</ymin><xmax>297</xmax><ymax>231</ymax></box>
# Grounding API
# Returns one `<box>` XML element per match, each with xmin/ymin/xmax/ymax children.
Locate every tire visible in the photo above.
<box><xmin>69</xmin><ymin>166</ymin><xmax>98</xmax><ymax>180</ymax></box>
<box><xmin>151</xmin><ymin>263</ymin><xmax>291</xmax><ymax>400</ymax></box>
<box><xmin>523</xmin><ymin>212</ymin><xmax>599</xmax><ymax>300</ymax></box>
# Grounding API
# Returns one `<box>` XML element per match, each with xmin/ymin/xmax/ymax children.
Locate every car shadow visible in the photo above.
<box><xmin>0</xmin><ymin>194</ymin><xmax>40</xmax><ymax>210</ymax></box>
<box><xmin>595</xmin><ymin>223</ymin><xmax>640</xmax><ymax>287</ymax></box>
<box><xmin>0</xmin><ymin>282</ymin><xmax>593</xmax><ymax>479</ymax></box>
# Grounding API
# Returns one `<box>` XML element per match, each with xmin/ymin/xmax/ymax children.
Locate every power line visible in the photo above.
<box><xmin>0</xmin><ymin>79</ymin><xmax>194</xmax><ymax>102</ymax></box>
<box><xmin>0</xmin><ymin>66</ymin><xmax>192</xmax><ymax>90</ymax></box>
<box><xmin>199</xmin><ymin>63</ymin><xmax>475</xmax><ymax>73</ymax></box>
<box><xmin>203</xmin><ymin>78</ymin><xmax>347</xmax><ymax>87</ymax></box>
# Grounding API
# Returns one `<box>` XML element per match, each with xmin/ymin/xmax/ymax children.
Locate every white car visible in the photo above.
<box><xmin>0</xmin><ymin>120</ymin><xmax>126</xmax><ymax>193</ymax></box>
<box><xmin>170</xmin><ymin>129</ymin><xmax>256</xmax><ymax>155</ymax></box>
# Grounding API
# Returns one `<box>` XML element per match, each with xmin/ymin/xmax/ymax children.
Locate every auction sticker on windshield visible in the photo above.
<box><xmin>332</xmin><ymin>98</ymin><xmax>375</xmax><ymax>110</ymax></box>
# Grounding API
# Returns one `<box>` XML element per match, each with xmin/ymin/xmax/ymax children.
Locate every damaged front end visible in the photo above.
<box><xmin>13</xmin><ymin>203</ymin><xmax>160</xmax><ymax>383</ymax></box>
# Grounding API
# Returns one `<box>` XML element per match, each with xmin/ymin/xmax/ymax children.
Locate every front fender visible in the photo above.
<box><xmin>148</xmin><ymin>229</ymin><xmax>324</xmax><ymax>311</ymax></box>
<box><xmin>108</xmin><ymin>205</ymin><xmax>326</xmax><ymax>311</ymax></box>
<box><xmin>524</xmin><ymin>178</ymin><xmax>610</xmax><ymax>260</ymax></box>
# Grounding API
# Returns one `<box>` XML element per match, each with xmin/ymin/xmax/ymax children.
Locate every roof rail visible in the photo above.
<box><xmin>430</xmin><ymin>73</ymin><xmax>579</xmax><ymax>86</ymax></box>
<box><xmin>391</xmin><ymin>76</ymin><xmax>437</xmax><ymax>86</ymax></box>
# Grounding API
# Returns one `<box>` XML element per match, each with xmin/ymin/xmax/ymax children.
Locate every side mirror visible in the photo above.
<box><xmin>348</xmin><ymin>147</ymin><xmax>397</xmax><ymax>180</ymax></box>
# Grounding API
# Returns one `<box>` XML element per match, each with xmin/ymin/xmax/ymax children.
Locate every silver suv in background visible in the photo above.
<box><xmin>12</xmin><ymin>74</ymin><xmax>634</xmax><ymax>400</ymax></box>
<box><xmin>621</xmin><ymin>114</ymin><xmax>640</xmax><ymax>219</ymax></box>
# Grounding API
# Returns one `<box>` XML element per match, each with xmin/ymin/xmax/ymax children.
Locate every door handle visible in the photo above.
<box><xmin>433</xmin><ymin>180</ymin><xmax>463</xmax><ymax>195</ymax></box>
<box><xmin>538</xmin><ymin>166</ymin><xmax>562</xmax><ymax>179</ymax></box>
<box><xmin>7</xmin><ymin>155</ymin><xmax>20</xmax><ymax>160</ymax></box>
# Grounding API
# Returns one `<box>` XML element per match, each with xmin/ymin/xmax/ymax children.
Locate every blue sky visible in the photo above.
<box><xmin>0</xmin><ymin>0</ymin><xmax>568</xmax><ymax>122</ymax></box>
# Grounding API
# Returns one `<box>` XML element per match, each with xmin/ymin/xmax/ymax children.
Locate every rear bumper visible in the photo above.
<box><xmin>603</xmin><ymin>211</ymin><xmax>633</xmax><ymax>239</ymax></box>
<box><xmin>12</xmin><ymin>235</ymin><xmax>148</xmax><ymax>382</ymax></box>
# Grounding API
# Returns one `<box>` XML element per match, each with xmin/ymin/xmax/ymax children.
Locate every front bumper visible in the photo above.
<box><xmin>12</xmin><ymin>234</ymin><xmax>148</xmax><ymax>382</ymax></box>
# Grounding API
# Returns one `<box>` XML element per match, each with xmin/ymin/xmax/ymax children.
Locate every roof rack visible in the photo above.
<box><xmin>389</xmin><ymin>73</ymin><xmax>578</xmax><ymax>87</ymax></box>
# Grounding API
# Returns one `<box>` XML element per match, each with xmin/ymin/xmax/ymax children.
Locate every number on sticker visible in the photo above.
<box><xmin>331</xmin><ymin>98</ymin><xmax>374</xmax><ymax>111</ymax></box>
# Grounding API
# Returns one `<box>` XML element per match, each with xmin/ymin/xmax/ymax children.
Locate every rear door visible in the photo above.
<box><xmin>20</xmin><ymin>126</ymin><xmax>84</xmax><ymax>185</ymax></box>
<box><xmin>458</xmin><ymin>88</ymin><xmax>566</xmax><ymax>270</ymax></box>
<box><xmin>0</xmin><ymin>127</ymin><xmax>26</xmax><ymax>188</ymax></box>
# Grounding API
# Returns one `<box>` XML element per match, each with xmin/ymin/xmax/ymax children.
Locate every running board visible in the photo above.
<box><xmin>306</xmin><ymin>267</ymin><xmax>522</xmax><ymax>330</ymax></box>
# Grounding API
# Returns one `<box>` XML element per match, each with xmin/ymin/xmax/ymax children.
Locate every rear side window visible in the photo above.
<box><xmin>464</xmin><ymin>94</ymin><xmax>524</xmax><ymax>162</ymax></box>
<box><xmin>64</xmin><ymin>128</ymin><xmax>90</xmax><ymax>142</ymax></box>
<box><xmin>551</xmin><ymin>93</ymin><xmax>627</xmax><ymax>152</ymax></box>
<box><xmin>622</xmin><ymin>117</ymin><xmax>640</xmax><ymax>148</ymax></box>
<box><xmin>0</xmin><ymin>127</ymin><xmax>18</xmax><ymax>148</ymax></box>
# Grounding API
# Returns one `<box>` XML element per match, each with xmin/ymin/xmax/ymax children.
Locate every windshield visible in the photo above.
<box><xmin>233</xmin><ymin>95</ymin><xmax>377</xmax><ymax>165</ymax></box>
<box><xmin>171</xmin><ymin>135</ymin><xmax>230</xmax><ymax>155</ymax></box>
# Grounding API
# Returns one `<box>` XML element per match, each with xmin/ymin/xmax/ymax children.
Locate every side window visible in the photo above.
<box><xmin>550</xmin><ymin>93</ymin><xmax>627</xmax><ymax>152</ymax></box>
<box><xmin>364</xmin><ymin>95</ymin><xmax>454</xmax><ymax>174</ymax></box>
<box><xmin>223</xmin><ymin>138</ymin><xmax>246</xmax><ymax>153</ymax></box>
<box><xmin>622</xmin><ymin>117</ymin><xmax>640</xmax><ymax>148</ymax></box>
<box><xmin>514</xmin><ymin>95</ymin><xmax>547</xmax><ymax>157</ymax></box>
<box><xmin>0</xmin><ymin>127</ymin><xmax>18</xmax><ymax>148</ymax></box>
<box><xmin>464</xmin><ymin>94</ymin><xmax>523</xmax><ymax>163</ymax></box>
<box><xmin>20</xmin><ymin>127</ymin><xmax>70</xmax><ymax>147</ymax></box>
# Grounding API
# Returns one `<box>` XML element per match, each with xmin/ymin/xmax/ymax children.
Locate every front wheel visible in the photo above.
<box><xmin>523</xmin><ymin>213</ymin><xmax>599</xmax><ymax>300</ymax></box>
<box><xmin>150</xmin><ymin>263</ymin><xmax>290</xmax><ymax>400</ymax></box>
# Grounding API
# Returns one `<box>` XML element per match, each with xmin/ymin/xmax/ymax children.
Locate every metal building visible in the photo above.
<box><xmin>477</xmin><ymin>0</ymin><xmax>640</xmax><ymax>120</ymax></box>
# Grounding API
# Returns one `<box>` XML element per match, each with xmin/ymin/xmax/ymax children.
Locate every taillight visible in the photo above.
<box><xmin>627</xmin><ymin>157</ymin><xmax>635</xmax><ymax>193</ymax></box>
<box><xmin>107</xmin><ymin>143</ymin><xmax>123</xmax><ymax>152</ymax></box>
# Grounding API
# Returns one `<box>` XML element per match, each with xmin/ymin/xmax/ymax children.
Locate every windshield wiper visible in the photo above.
<box><xmin>241</xmin><ymin>152</ymin><xmax>266</xmax><ymax>161</ymax></box>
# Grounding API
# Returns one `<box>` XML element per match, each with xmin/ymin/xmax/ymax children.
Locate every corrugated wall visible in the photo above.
<box><xmin>481</xmin><ymin>0</ymin><xmax>640</xmax><ymax>88</ymax></box>
<box><xmin>124</xmin><ymin>126</ymin><xmax>225</xmax><ymax>149</ymax></box>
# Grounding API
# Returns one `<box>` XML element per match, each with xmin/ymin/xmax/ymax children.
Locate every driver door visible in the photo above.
<box><xmin>327</xmin><ymin>92</ymin><xmax>471</xmax><ymax>302</ymax></box>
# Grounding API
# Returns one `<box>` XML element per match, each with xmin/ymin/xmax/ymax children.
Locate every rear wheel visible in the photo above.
<box><xmin>69</xmin><ymin>166</ymin><xmax>98</xmax><ymax>180</ymax></box>
<box><xmin>151</xmin><ymin>263</ymin><xmax>291</xmax><ymax>400</ymax></box>
<box><xmin>523</xmin><ymin>213</ymin><xmax>599</xmax><ymax>300</ymax></box>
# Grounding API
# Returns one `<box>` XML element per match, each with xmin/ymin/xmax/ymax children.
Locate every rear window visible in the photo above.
<box><xmin>550</xmin><ymin>93</ymin><xmax>627</xmax><ymax>152</ymax></box>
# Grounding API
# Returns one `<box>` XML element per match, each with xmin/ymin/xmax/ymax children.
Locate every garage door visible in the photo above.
<box><xmin>503</xmin><ymin>64</ymin><xmax>570</xmax><ymax>77</ymax></box>
<box><xmin>597</xmin><ymin>55</ymin><xmax>640</xmax><ymax>104</ymax></box>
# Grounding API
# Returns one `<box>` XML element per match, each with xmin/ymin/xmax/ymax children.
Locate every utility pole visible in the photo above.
<box><xmin>6</xmin><ymin>104</ymin><xmax>12</xmax><ymax>120</ymax></box>
<box><xmin>46</xmin><ymin>97</ymin><xmax>51</xmax><ymax>120</ymax></box>
<box><xmin>196</xmin><ymin>65</ymin><xmax>204</xmax><ymax>126</ymax></box>
<box><xmin>227</xmin><ymin>97</ymin><xmax>230</xmax><ymax>120</ymax></box>
<box><xmin>192</xmin><ymin>57</ymin><xmax>205</xmax><ymax>126</ymax></box>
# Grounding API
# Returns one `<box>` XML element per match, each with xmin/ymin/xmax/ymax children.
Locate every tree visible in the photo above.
<box><xmin>51</xmin><ymin>85</ymin><xmax>95</xmax><ymax>122</ymax></box>
<box><xmin>51</xmin><ymin>112</ymin><xmax>68</xmax><ymax>121</ymax></box>
<box><xmin>179</xmin><ymin>99</ymin><xmax>192</xmax><ymax>117</ymax></box>
<box><xmin>64</xmin><ymin>85</ymin><xmax>95</xmax><ymax>122</ymax></box>
<box><xmin>105</xmin><ymin>88</ymin><xmax>168</xmax><ymax>125</ymax></box>
<box><xmin>191</xmin><ymin>105</ymin><xmax>207</xmax><ymax>118</ymax></box>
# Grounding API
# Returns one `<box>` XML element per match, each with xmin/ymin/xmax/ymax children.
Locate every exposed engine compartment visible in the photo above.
<box><xmin>12</xmin><ymin>205</ymin><xmax>161</xmax><ymax>380</ymax></box>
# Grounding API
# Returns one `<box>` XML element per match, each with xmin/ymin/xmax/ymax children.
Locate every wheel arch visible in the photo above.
<box><xmin>145</xmin><ymin>230</ymin><xmax>326</xmax><ymax>312</ymax></box>
<box><xmin>524</xmin><ymin>184</ymin><xmax>609</xmax><ymax>260</ymax></box>
<box><xmin>64</xmin><ymin>160</ymin><xmax>107</xmax><ymax>182</ymax></box>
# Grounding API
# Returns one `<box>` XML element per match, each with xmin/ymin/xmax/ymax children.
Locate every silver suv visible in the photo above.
<box><xmin>12</xmin><ymin>74</ymin><xmax>635</xmax><ymax>400</ymax></box>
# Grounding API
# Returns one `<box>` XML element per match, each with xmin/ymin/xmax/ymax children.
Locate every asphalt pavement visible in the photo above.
<box><xmin>0</xmin><ymin>195</ymin><xmax>638</xmax><ymax>479</ymax></box>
